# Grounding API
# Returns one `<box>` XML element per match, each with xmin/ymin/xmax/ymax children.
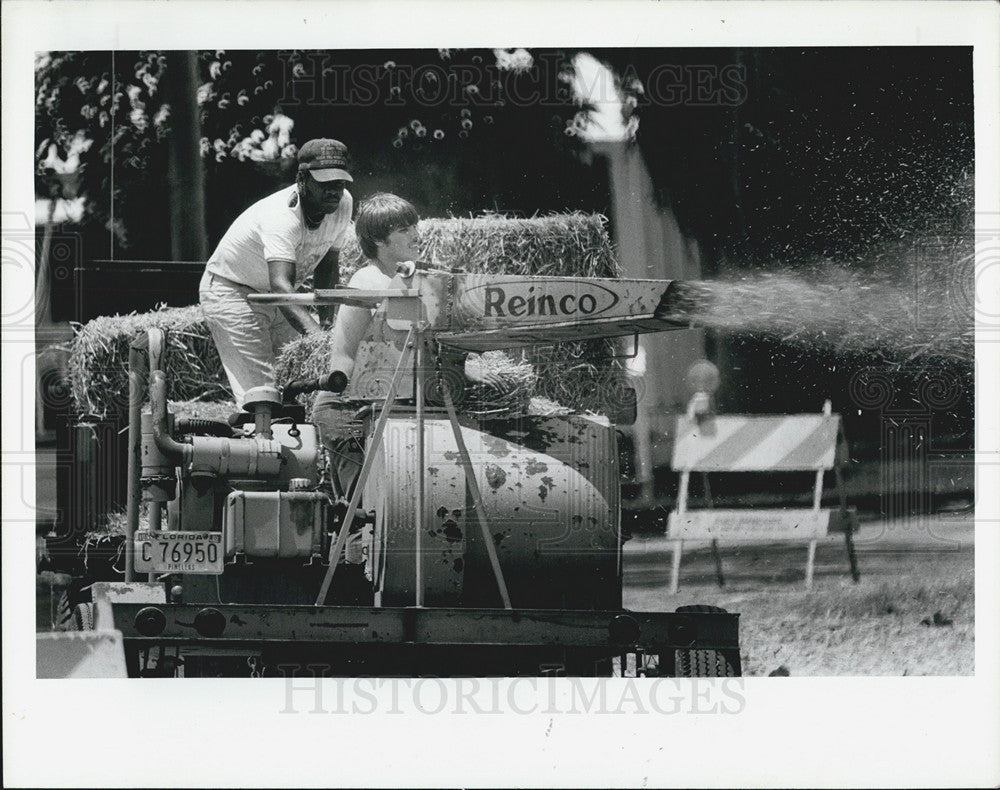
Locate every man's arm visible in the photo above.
<box><xmin>267</xmin><ymin>258</ymin><xmax>323</xmax><ymax>336</ymax></box>
<box><xmin>326</xmin><ymin>303</ymin><xmax>373</xmax><ymax>378</ymax></box>
<box><xmin>325</xmin><ymin>265</ymin><xmax>392</xmax><ymax>378</ymax></box>
<box><xmin>312</xmin><ymin>247</ymin><xmax>340</xmax><ymax>329</ymax></box>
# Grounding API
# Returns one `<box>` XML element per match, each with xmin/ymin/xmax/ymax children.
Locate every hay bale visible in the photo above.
<box><xmin>420</xmin><ymin>212</ymin><xmax>618</xmax><ymax>278</ymax></box>
<box><xmin>67</xmin><ymin>305</ymin><xmax>230</xmax><ymax>418</ymax></box>
<box><xmin>334</xmin><ymin>212</ymin><xmax>619</xmax><ymax>282</ymax></box>
<box><xmin>275</xmin><ymin>332</ymin><xmax>537</xmax><ymax>415</ymax></box>
<box><xmin>170</xmin><ymin>399</ymin><xmax>238</xmax><ymax>422</ymax></box>
<box><xmin>273</xmin><ymin>329</ymin><xmax>333</xmax><ymax>389</ymax></box>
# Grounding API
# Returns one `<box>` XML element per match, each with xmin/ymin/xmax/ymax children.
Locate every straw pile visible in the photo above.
<box><xmin>69</xmin><ymin>213</ymin><xmax>627</xmax><ymax>419</ymax></box>
<box><xmin>67</xmin><ymin>305</ymin><xmax>230</xmax><ymax>418</ymax></box>
<box><xmin>459</xmin><ymin>350</ymin><xmax>537</xmax><ymax>417</ymax></box>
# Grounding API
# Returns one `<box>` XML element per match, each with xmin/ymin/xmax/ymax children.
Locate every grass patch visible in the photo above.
<box><xmin>624</xmin><ymin>536</ymin><xmax>975</xmax><ymax>676</ymax></box>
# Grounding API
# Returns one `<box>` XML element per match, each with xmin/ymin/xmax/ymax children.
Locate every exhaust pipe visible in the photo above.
<box><xmin>125</xmin><ymin>328</ymin><xmax>170</xmax><ymax>581</ymax></box>
<box><xmin>150</xmin><ymin>370</ymin><xmax>191</xmax><ymax>463</ymax></box>
<box><xmin>125</xmin><ymin>336</ymin><xmax>146</xmax><ymax>581</ymax></box>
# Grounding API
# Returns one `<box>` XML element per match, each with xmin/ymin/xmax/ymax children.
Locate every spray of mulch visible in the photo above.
<box><xmin>661</xmin><ymin>248</ymin><xmax>974</xmax><ymax>376</ymax></box>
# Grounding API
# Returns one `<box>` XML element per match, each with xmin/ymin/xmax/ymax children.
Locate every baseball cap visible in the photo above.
<box><xmin>297</xmin><ymin>138</ymin><xmax>353</xmax><ymax>182</ymax></box>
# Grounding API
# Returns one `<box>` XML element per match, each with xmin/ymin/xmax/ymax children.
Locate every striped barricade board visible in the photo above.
<box><xmin>666</xmin><ymin>406</ymin><xmax>858</xmax><ymax>592</ymax></box>
<box><xmin>671</xmin><ymin>413</ymin><xmax>841</xmax><ymax>472</ymax></box>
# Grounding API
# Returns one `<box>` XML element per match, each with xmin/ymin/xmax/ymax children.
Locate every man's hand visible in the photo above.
<box><xmin>268</xmin><ymin>258</ymin><xmax>323</xmax><ymax>335</ymax></box>
<box><xmin>463</xmin><ymin>354</ymin><xmax>506</xmax><ymax>389</ymax></box>
<box><xmin>313</xmin><ymin>248</ymin><xmax>340</xmax><ymax>329</ymax></box>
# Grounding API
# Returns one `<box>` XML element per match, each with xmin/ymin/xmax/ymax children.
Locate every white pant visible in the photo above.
<box><xmin>199</xmin><ymin>271</ymin><xmax>299</xmax><ymax>409</ymax></box>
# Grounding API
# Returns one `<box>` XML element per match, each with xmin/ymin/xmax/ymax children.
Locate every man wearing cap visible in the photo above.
<box><xmin>199</xmin><ymin>138</ymin><xmax>354</xmax><ymax>409</ymax></box>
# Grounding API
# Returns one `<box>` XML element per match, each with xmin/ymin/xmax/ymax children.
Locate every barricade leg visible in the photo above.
<box><xmin>711</xmin><ymin>539</ymin><xmax>725</xmax><ymax>587</ymax></box>
<box><xmin>670</xmin><ymin>540</ymin><xmax>683</xmax><ymax>594</ymax></box>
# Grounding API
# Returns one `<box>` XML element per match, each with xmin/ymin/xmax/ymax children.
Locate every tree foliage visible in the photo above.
<box><xmin>36</xmin><ymin>51</ymin><xmax>172</xmax><ymax>248</ymax></box>
<box><xmin>35</xmin><ymin>48</ymin><xmax>601</xmax><ymax>259</ymax></box>
<box><xmin>36</xmin><ymin>47</ymin><xmax>973</xmax><ymax>270</ymax></box>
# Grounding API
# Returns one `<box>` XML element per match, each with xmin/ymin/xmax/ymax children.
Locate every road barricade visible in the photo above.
<box><xmin>667</xmin><ymin>400</ymin><xmax>859</xmax><ymax>592</ymax></box>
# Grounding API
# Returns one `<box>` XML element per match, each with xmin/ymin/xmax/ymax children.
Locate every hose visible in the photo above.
<box><xmin>175</xmin><ymin>418</ymin><xmax>233</xmax><ymax>437</ymax></box>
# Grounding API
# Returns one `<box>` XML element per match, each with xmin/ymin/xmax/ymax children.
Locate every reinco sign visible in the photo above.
<box><xmin>452</xmin><ymin>275</ymin><xmax>668</xmax><ymax>330</ymax></box>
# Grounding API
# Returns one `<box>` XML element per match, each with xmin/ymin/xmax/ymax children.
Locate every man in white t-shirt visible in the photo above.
<box><xmin>199</xmin><ymin>138</ymin><xmax>354</xmax><ymax>408</ymax></box>
<box><xmin>313</xmin><ymin>194</ymin><xmax>508</xmax><ymax>584</ymax></box>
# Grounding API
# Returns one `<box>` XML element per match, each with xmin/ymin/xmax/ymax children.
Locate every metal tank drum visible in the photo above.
<box><xmin>365</xmin><ymin>414</ymin><xmax>621</xmax><ymax>610</ymax></box>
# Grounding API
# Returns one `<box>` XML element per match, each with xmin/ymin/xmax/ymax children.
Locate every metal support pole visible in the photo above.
<box><xmin>440</xmin><ymin>375</ymin><xmax>513</xmax><ymax>610</ymax></box>
<box><xmin>125</xmin><ymin>341</ymin><xmax>144</xmax><ymax>583</ymax></box>
<box><xmin>804</xmin><ymin>467</ymin><xmax>825</xmax><ymax>589</ymax></box>
<box><xmin>703</xmin><ymin>472</ymin><xmax>724</xmax><ymax>587</ymax></box>
<box><xmin>805</xmin><ymin>539</ymin><xmax>817</xmax><ymax>589</ymax></box>
<box><xmin>146</xmin><ymin>328</ymin><xmax>166</xmax><ymax>583</ymax></box>
<box><xmin>669</xmin><ymin>542</ymin><xmax>683</xmax><ymax>595</ymax></box>
<box><xmin>835</xmin><ymin>462</ymin><xmax>861</xmax><ymax>582</ymax></box>
<box><xmin>147</xmin><ymin>328</ymin><xmax>165</xmax><ymax>377</ymax></box>
<box><xmin>670</xmin><ymin>470</ymin><xmax>690</xmax><ymax>594</ymax></box>
<box><xmin>414</xmin><ymin>329</ymin><xmax>425</xmax><ymax>608</ymax></box>
<box><xmin>125</xmin><ymin>328</ymin><xmax>165</xmax><ymax>583</ymax></box>
<box><xmin>315</xmin><ymin>328</ymin><xmax>415</xmax><ymax>606</ymax></box>
<box><xmin>677</xmin><ymin>471</ymin><xmax>690</xmax><ymax>515</ymax></box>
<box><xmin>147</xmin><ymin>504</ymin><xmax>161</xmax><ymax>583</ymax></box>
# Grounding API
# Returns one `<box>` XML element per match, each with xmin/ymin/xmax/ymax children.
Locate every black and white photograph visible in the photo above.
<box><xmin>4</xmin><ymin>1</ymin><xmax>999</xmax><ymax>787</ymax></box>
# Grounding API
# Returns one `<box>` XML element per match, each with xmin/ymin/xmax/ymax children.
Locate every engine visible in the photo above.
<box><xmin>139</xmin><ymin>371</ymin><xmax>622</xmax><ymax>611</ymax></box>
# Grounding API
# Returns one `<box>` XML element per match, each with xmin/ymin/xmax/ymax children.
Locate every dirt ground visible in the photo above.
<box><xmin>623</xmin><ymin>512</ymin><xmax>975</xmax><ymax>676</ymax></box>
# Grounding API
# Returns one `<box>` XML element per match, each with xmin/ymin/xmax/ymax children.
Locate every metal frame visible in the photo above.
<box><xmin>144</xmin><ymin>278</ymin><xmax>748</xmax><ymax>678</ymax></box>
<box><xmin>314</xmin><ymin>318</ymin><xmax>513</xmax><ymax>609</ymax></box>
<box><xmin>108</xmin><ymin>601</ymin><xmax>741</xmax><ymax>677</ymax></box>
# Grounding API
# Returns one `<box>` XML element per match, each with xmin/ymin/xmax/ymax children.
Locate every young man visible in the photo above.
<box><xmin>313</xmin><ymin>194</ymin><xmax>505</xmax><ymax>585</ymax></box>
<box><xmin>199</xmin><ymin>138</ymin><xmax>354</xmax><ymax>409</ymax></box>
<box><xmin>324</xmin><ymin>192</ymin><xmax>421</xmax><ymax>381</ymax></box>
<box><xmin>312</xmin><ymin>193</ymin><xmax>499</xmax><ymax>483</ymax></box>
<box><xmin>315</xmin><ymin>193</ymin><xmax>498</xmax><ymax>418</ymax></box>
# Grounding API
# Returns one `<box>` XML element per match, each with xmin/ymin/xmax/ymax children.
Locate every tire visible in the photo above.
<box><xmin>674</xmin><ymin>649</ymin><xmax>739</xmax><ymax>678</ymax></box>
<box><xmin>673</xmin><ymin>605</ymin><xmax>738</xmax><ymax>677</ymax></box>
<box><xmin>72</xmin><ymin>602</ymin><xmax>95</xmax><ymax>631</ymax></box>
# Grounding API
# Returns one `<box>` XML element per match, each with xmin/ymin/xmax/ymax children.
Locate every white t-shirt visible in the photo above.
<box><xmin>327</xmin><ymin>264</ymin><xmax>395</xmax><ymax>376</ymax></box>
<box><xmin>205</xmin><ymin>184</ymin><xmax>353</xmax><ymax>292</ymax></box>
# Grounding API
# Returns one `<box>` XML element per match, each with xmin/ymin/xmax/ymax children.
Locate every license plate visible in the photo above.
<box><xmin>134</xmin><ymin>531</ymin><xmax>223</xmax><ymax>574</ymax></box>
